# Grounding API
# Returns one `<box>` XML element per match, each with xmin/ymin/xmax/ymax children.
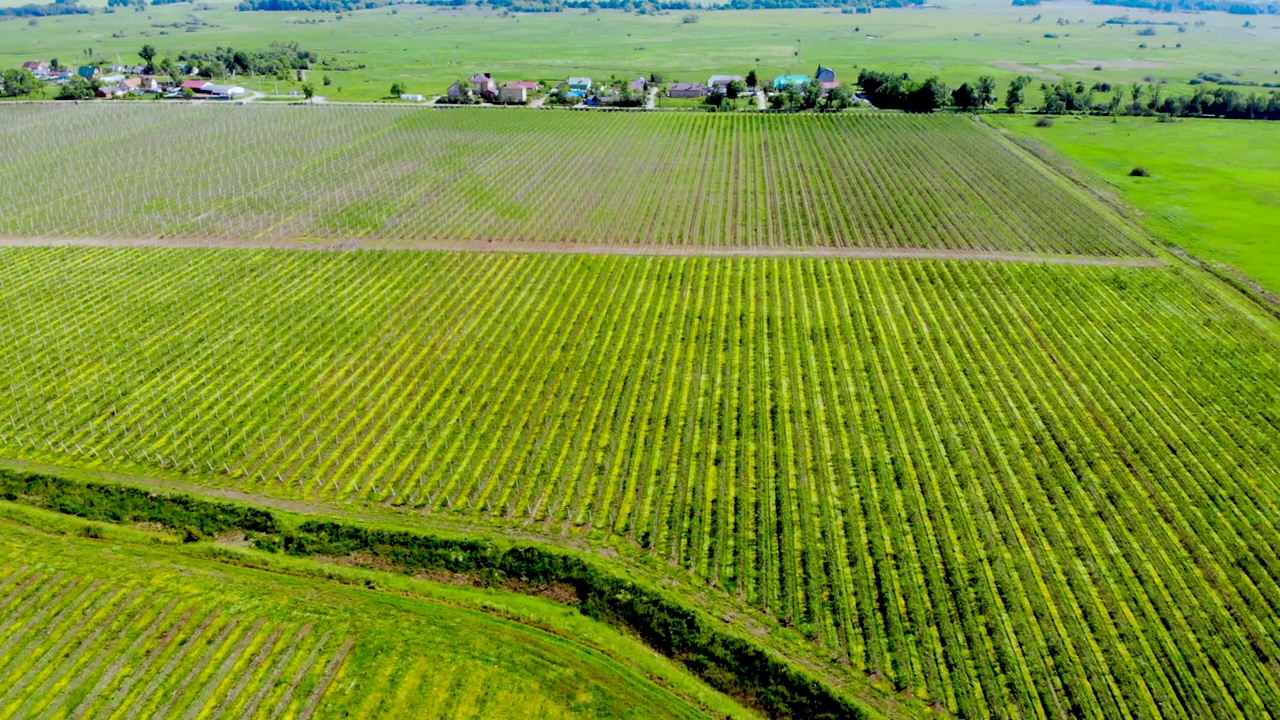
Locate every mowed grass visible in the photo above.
<box><xmin>0</xmin><ymin>514</ymin><xmax>736</xmax><ymax>719</ymax></box>
<box><xmin>1</xmin><ymin>0</ymin><xmax>1278</xmax><ymax>100</ymax></box>
<box><xmin>988</xmin><ymin>114</ymin><xmax>1280</xmax><ymax>295</ymax></box>
<box><xmin>1</xmin><ymin>246</ymin><xmax>1278</xmax><ymax>718</ymax></box>
<box><xmin>0</xmin><ymin>104</ymin><xmax>1151</xmax><ymax>254</ymax></box>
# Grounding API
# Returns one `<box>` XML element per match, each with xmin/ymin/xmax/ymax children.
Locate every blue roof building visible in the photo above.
<box><xmin>773</xmin><ymin>75</ymin><xmax>811</xmax><ymax>90</ymax></box>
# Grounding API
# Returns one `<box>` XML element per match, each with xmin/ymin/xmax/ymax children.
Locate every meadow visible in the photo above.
<box><xmin>0</xmin><ymin>104</ymin><xmax>1151</xmax><ymax>254</ymax></box>
<box><xmin>2</xmin><ymin>0</ymin><xmax>1279</xmax><ymax>100</ymax></box>
<box><xmin>988</xmin><ymin>114</ymin><xmax>1280</xmax><ymax>295</ymax></box>
<box><xmin>1</xmin><ymin>245</ymin><xmax>1278</xmax><ymax>718</ymax></box>
<box><xmin>0</xmin><ymin>514</ymin><xmax>739</xmax><ymax>718</ymax></box>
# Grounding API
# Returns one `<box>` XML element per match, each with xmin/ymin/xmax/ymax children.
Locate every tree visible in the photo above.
<box><xmin>1006</xmin><ymin>74</ymin><xmax>1032</xmax><ymax>112</ymax></box>
<box><xmin>159</xmin><ymin>57</ymin><xmax>182</xmax><ymax>87</ymax></box>
<box><xmin>57</xmin><ymin>77</ymin><xmax>96</xmax><ymax>100</ymax></box>
<box><xmin>139</xmin><ymin>44</ymin><xmax>157</xmax><ymax>73</ymax></box>
<box><xmin>745</xmin><ymin>69</ymin><xmax>758</xmax><ymax>89</ymax></box>
<box><xmin>801</xmin><ymin>78</ymin><xmax>823</xmax><ymax>109</ymax></box>
<box><xmin>909</xmin><ymin>77</ymin><xmax>949</xmax><ymax>112</ymax></box>
<box><xmin>302</xmin><ymin>82</ymin><xmax>315</xmax><ymax>100</ymax></box>
<box><xmin>322</xmin><ymin>74</ymin><xmax>332</xmax><ymax>86</ymax></box>
<box><xmin>952</xmin><ymin>82</ymin><xmax>978</xmax><ymax>111</ymax></box>
<box><xmin>822</xmin><ymin>84</ymin><xmax>855</xmax><ymax>112</ymax></box>
<box><xmin>1039</xmin><ymin>83</ymin><xmax>1066</xmax><ymax>114</ymax></box>
<box><xmin>976</xmin><ymin>75</ymin><xmax>997</xmax><ymax>108</ymax></box>
<box><xmin>390</xmin><ymin>82</ymin><xmax>404</xmax><ymax>97</ymax></box>
<box><xmin>726</xmin><ymin>79</ymin><xmax>747</xmax><ymax>101</ymax></box>
<box><xmin>0</xmin><ymin>68</ymin><xmax>39</xmax><ymax>98</ymax></box>
<box><xmin>182</xmin><ymin>86</ymin><xmax>195</xmax><ymax>100</ymax></box>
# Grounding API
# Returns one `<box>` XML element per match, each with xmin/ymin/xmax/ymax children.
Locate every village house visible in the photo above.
<box><xmin>707</xmin><ymin>75</ymin><xmax>743</xmax><ymax>92</ymax></box>
<box><xmin>667</xmin><ymin>82</ymin><xmax>707</xmax><ymax>99</ymax></box>
<box><xmin>446</xmin><ymin>81</ymin><xmax>471</xmax><ymax>102</ymax></box>
<box><xmin>469</xmin><ymin>72</ymin><xmax>497</xmax><ymax>99</ymax></box>
<box><xmin>815</xmin><ymin>65</ymin><xmax>836</xmax><ymax>83</ymax></box>
<box><xmin>567</xmin><ymin>77</ymin><xmax>592</xmax><ymax>92</ymax></box>
<box><xmin>500</xmin><ymin>81</ymin><xmax>538</xmax><ymax>103</ymax></box>
<box><xmin>21</xmin><ymin>61</ymin><xmax>48</xmax><ymax>76</ymax></box>
<box><xmin>77</xmin><ymin>66</ymin><xmax>99</xmax><ymax>80</ymax></box>
<box><xmin>772</xmin><ymin>74</ymin><xmax>810</xmax><ymax>91</ymax></box>
<box><xmin>629</xmin><ymin>77</ymin><xmax>646</xmax><ymax>93</ymax></box>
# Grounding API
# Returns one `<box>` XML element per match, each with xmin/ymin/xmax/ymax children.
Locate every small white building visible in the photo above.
<box><xmin>400</xmin><ymin>93</ymin><xmax>425</xmax><ymax>102</ymax></box>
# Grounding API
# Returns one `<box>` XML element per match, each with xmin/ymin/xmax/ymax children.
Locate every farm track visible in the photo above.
<box><xmin>0</xmin><ymin>236</ymin><xmax>1164</xmax><ymax>267</ymax></box>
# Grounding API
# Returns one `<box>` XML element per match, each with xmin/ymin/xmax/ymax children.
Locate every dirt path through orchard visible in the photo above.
<box><xmin>0</xmin><ymin>236</ymin><xmax>1164</xmax><ymax>267</ymax></box>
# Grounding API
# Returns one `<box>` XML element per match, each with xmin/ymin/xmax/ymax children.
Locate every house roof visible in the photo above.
<box><xmin>22</xmin><ymin>61</ymin><xmax>45</xmax><ymax>69</ymax></box>
<box><xmin>505</xmin><ymin>81</ymin><xmax>538</xmax><ymax>90</ymax></box>
<box><xmin>469</xmin><ymin>73</ymin><xmax>493</xmax><ymax>83</ymax></box>
<box><xmin>821</xmin><ymin>81</ymin><xmax>841</xmax><ymax>90</ymax></box>
<box><xmin>707</xmin><ymin>75</ymin><xmax>744</xmax><ymax>86</ymax></box>
<box><xmin>629</xmin><ymin>77</ymin><xmax>645</xmax><ymax>90</ymax></box>
<box><xmin>122</xmin><ymin>78</ymin><xmax>142</xmax><ymax>88</ymax></box>
<box><xmin>668</xmin><ymin>83</ymin><xmax>706</xmax><ymax>91</ymax></box>
<box><xmin>773</xmin><ymin>75</ymin><xmax>811</xmax><ymax>89</ymax></box>
<box><xmin>180</xmin><ymin>80</ymin><xmax>209</xmax><ymax>90</ymax></box>
<box><xmin>567</xmin><ymin>77</ymin><xmax>592</xmax><ymax>85</ymax></box>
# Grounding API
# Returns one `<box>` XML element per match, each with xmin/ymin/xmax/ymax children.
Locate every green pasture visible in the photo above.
<box><xmin>0</xmin><ymin>510</ymin><xmax>746</xmax><ymax>719</ymax></box>
<box><xmin>989</xmin><ymin>114</ymin><xmax>1280</xmax><ymax>295</ymax></box>
<box><xmin>2</xmin><ymin>0</ymin><xmax>1278</xmax><ymax>100</ymax></box>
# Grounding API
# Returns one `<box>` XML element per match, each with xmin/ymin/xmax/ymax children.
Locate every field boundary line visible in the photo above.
<box><xmin>0</xmin><ymin>237</ymin><xmax>1164</xmax><ymax>268</ymax></box>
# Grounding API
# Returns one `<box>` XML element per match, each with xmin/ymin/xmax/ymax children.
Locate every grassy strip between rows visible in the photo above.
<box><xmin>0</xmin><ymin>466</ymin><xmax>877</xmax><ymax>720</ymax></box>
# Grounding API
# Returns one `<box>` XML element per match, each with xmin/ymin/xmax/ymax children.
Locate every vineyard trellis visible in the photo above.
<box><xmin>0</xmin><ymin>104</ymin><xmax>1152</xmax><ymax>255</ymax></box>
<box><xmin>0</xmin><ymin>246</ymin><xmax>1277</xmax><ymax>719</ymax></box>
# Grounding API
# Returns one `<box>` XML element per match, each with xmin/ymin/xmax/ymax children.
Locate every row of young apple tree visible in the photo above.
<box><xmin>0</xmin><ymin>247</ymin><xmax>1277</xmax><ymax>718</ymax></box>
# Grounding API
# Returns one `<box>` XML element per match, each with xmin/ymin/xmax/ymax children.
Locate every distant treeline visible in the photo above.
<box><xmin>1091</xmin><ymin>0</ymin><xmax>1278</xmax><ymax>13</ymax></box>
<box><xmin>237</xmin><ymin>0</ymin><xmax>917</xmax><ymax>13</ymax></box>
<box><xmin>1039</xmin><ymin>79</ymin><xmax>1280</xmax><ymax>120</ymax></box>
<box><xmin>0</xmin><ymin>467</ymin><xmax>873</xmax><ymax>720</ymax></box>
<box><xmin>0</xmin><ymin>0</ymin><xmax>89</xmax><ymax>18</ymax></box>
<box><xmin>176</xmin><ymin>42</ymin><xmax>317</xmax><ymax>78</ymax></box>
<box><xmin>1192</xmin><ymin>71</ymin><xmax>1280</xmax><ymax>88</ymax></box>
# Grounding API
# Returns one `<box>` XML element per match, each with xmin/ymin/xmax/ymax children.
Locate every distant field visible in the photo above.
<box><xmin>0</xmin><ymin>104</ymin><xmax>1151</xmax><ymax>254</ymax></box>
<box><xmin>1</xmin><ymin>246</ymin><xmax>1278</xmax><ymax>718</ymax></box>
<box><xmin>988</xmin><ymin>114</ymin><xmax>1280</xmax><ymax>295</ymax></box>
<box><xmin>0</xmin><ymin>516</ymin><xmax>732</xmax><ymax>719</ymax></box>
<box><xmin>1</xmin><ymin>0</ymin><xmax>1278</xmax><ymax>100</ymax></box>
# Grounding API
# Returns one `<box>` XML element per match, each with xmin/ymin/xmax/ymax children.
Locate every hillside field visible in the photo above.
<box><xmin>0</xmin><ymin>513</ymin><xmax>742</xmax><ymax>719</ymax></box>
<box><xmin>988</xmin><ymin>114</ymin><xmax>1280</xmax><ymax>296</ymax></box>
<box><xmin>0</xmin><ymin>105</ymin><xmax>1151</xmax><ymax>254</ymax></box>
<box><xmin>2</xmin><ymin>0</ymin><xmax>1279</xmax><ymax>100</ymax></box>
<box><xmin>1</xmin><ymin>243</ymin><xmax>1278</xmax><ymax>718</ymax></box>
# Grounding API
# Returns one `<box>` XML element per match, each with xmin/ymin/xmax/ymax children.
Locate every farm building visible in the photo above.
<box><xmin>447</xmin><ymin>81</ymin><xmax>468</xmax><ymax>101</ymax></box>
<box><xmin>668</xmin><ymin>82</ymin><xmax>707</xmax><ymax>98</ymax></box>
<box><xmin>773</xmin><ymin>75</ymin><xmax>810</xmax><ymax>90</ymax></box>
<box><xmin>501</xmin><ymin>81</ymin><xmax>538</xmax><ymax>103</ymax></box>
<box><xmin>815</xmin><ymin>66</ymin><xmax>836</xmax><ymax>83</ymax></box>
<box><xmin>707</xmin><ymin>75</ymin><xmax>744</xmax><ymax>91</ymax></box>
<box><xmin>629</xmin><ymin>77</ymin><xmax>646</xmax><ymax>93</ymax></box>
<box><xmin>22</xmin><ymin>61</ymin><xmax>48</xmax><ymax>75</ymax></box>
<box><xmin>181</xmin><ymin>81</ymin><xmax>244</xmax><ymax>98</ymax></box>
<box><xmin>469</xmin><ymin>72</ymin><xmax>497</xmax><ymax>99</ymax></box>
<box><xmin>567</xmin><ymin>77</ymin><xmax>592</xmax><ymax>91</ymax></box>
<box><xmin>400</xmin><ymin>93</ymin><xmax>425</xmax><ymax>102</ymax></box>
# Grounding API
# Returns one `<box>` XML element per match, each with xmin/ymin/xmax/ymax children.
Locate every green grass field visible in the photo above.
<box><xmin>2</xmin><ymin>0</ymin><xmax>1279</xmax><ymax>100</ymax></box>
<box><xmin>0</xmin><ymin>105</ymin><xmax>1151</xmax><ymax>254</ymax></box>
<box><xmin>0</xmin><ymin>508</ymin><xmax>754</xmax><ymax>719</ymax></box>
<box><xmin>1</xmin><ymin>244</ymin><xmax>1278</xmax><ymax>719</ymax></box>
<box><xmin>987</xmin><ymin>114</ymin><xmax>1280</xmax><ymax>295</ymax></box>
